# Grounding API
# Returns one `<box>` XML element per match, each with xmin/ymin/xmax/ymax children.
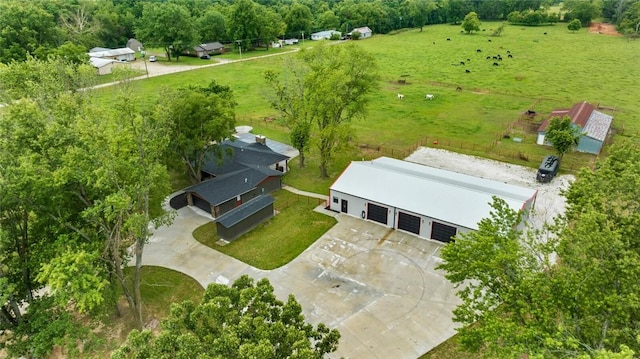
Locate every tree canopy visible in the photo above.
<box><xmin>461</xmin><ymin>11</ymin><xmax>481</xmax><ymax>33</ymax></box>
<box><xmin>111</xmin><ymin>275</ymin><xmax>340</xmax><ymax>359</ymax></box>
<box><xmin>544</xmin><ymin>115</ymin><xmax>583</xmax><ymax>159</ymax></box>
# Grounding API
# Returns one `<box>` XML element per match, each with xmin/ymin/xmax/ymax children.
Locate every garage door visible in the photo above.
<box><xmin>367</xmin><ymin>203</ymin><xmax>388</xmax><ymax>225</ymax></box>
<box><xmin>431</xmin><ymin>221</ymin><xmax>457</xmax><ymax>243</ymax></box>
<box><xmin>398</xmin><ymin>212</ymin><xmax>421</xmax><ymax>235</ymax></box>
<box><xmin>192</xmin><ymin>195</ymin><xmax>211</xmax><ymax>213</ymax></box>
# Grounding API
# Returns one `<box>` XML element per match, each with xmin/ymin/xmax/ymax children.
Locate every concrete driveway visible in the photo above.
<box><xmin>140</xmin><ymin>205</ymin><xmax>459</xmax><ymax>359</ymax></box>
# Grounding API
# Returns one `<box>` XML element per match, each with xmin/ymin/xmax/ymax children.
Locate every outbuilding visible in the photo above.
<box><xmin>88</xmin><ymin>47</ymin><xmax>135</xmax><ymax>62</ymax></box>
<box><xmin>89</xmin><ymin>57</ymin><xmax>116</xmax><ymax>75</ymax></box>
<box><xmin>329</xmin><ymin>157</ymin><xmax>537</xmax><ymax>243</ymax></box>
<box><xmin>311</xmin><ymin>30</ymin><xmax>341</xmax><ymax>40</ymax></box>
<box><xmin>215</xmin><ymin>195</ymin><xmax>274</xmax><ymax>242</ymax></box>
<box><xmin>349</xmin><ymin>26</ymin><xmax>373</xmax><ymax>39</ymax></box>
<box><xmin>536</xmin><ymin>101</ymin><xmax>613</xmax><ymax>155</ymax></box>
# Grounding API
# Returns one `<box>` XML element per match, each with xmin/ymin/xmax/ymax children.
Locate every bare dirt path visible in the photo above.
<box><xmin>588</xmin><ymin>22</ymin><xmax>622</xmax><ymax>36</ymax></box>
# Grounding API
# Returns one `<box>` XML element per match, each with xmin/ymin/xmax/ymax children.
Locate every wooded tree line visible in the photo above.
<box><xmin>1</xmin><ymin>0</ymin><xmax>639</xmax><ymax>64</ymax></box>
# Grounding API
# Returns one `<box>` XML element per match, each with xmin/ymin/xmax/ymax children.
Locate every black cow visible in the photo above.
<box><xmin>493</xmin><ymin>62</ymin><xmax>499</xmax><ymax>66</ymax></box>
<box><xmin>526</xmin><ymin>109</ymin><xmax>536</xmax><ymax>115</ymax></box>
<box><xmin>467</xmin><ymin>58</ymin><xmax>471</xmax><ymax>62</ymax></box>
<box><xmin>477</xmin><ymin>49</ymin><xmax>482</xmax><ymax>53</ymax></box>
<box><xmin>433</xmin><ymin>41</ymin><xmax>435</xmax><ymax>45</ymax></box>
<box><xmin>544</xmin><ymin>32</ymin><xmax>547</xmax><ymax>35</ymax></box>
<box><xmin>486</xmin><ymin>56</ymin><xmax>491</xmax><ymax>59</ymax></box>
<box><xmin>465</xmin><ymin>69</ymin><xmax>471</xmax><ymax>73</ymax></box>
<box><xmin>460</xmin><ymin>61</ymin><xmax>465</xmax><ymax>65</ymax></box>
<box><xmin>488</xmin><ymin>39</ymin><xmax>492</xmax><ymax>42</ymax></box>
<box><xmin>447</xmin><ymin>38</ymin><xmax>451</xmax><ymax>41</ymax></box>
<box><xmin>507</xmin><ymin>50</ymin><xmax>511</xmax><ymax>54</ymax></box>
<box><xmin>493</xmin><ymin>56</ymin><xmax>498</xmax><ymax>60</ymax></box>
<box><xmin>508</xmin><ymin>54</ymin><xmax>513</xmax><ymax>58</ymax></box>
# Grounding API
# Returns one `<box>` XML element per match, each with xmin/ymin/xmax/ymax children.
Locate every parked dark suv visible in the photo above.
<box><xmin>536</xmin><ymin>155</ymin><xmax>559</xmax><ymax>183</ymax></box>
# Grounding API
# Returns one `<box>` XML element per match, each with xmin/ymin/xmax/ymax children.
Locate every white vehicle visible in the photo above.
<box><xmin>148</xmin><ymin>55</ymin><xmax>157</xmax><ymax>62</ymax></box>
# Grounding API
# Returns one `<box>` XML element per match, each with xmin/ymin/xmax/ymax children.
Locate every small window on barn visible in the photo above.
<box><xmin>333</xmin><ymin>197</ymin><xmax>339</xmax><ymax>204</ymax></box>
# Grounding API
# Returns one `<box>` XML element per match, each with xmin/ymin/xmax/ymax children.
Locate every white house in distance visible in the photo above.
<box><xmin>349</xmin><ymin>26</ymin><xmax>373</xmax><ymax>39</ymax></box>
<box><xmin>89</xmin><ymin>57</ymin><xmax>116</xmax><ymax>75</ymax></box>
<box><xmin>88</xmin><ymin>47</ymin><xmax>135</xmax><ymax>62</ymax></box>
<box><xmin>311</xmin><ymin>30</ymin><xmax>341</xmax><ymax>40</ymax></box>
<box><xmin>329</xmin><ymin>157</ymin><xmax>538</xmax><ymax>243</ymax></box>
<box><xmin>536</xmin><ymin>101</ymin><xmax>613</xmax><ymax>155</ymax></box>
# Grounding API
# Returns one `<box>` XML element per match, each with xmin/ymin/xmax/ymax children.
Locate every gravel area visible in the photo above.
<box><xmin>405</xmin><ymin>147</ymin><xmax>574</xmax><ymax>229</ymax></box>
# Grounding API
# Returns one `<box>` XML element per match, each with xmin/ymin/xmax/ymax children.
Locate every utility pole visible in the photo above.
<box><xmin>236</xmin><ymin>40</ymin><xmax>242</xmax><ymax>59</ymax></box>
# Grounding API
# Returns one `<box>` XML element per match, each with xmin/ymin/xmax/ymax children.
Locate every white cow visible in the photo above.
<box><xmin>397</xmin><ymin>93</ymin><xmax>405</xmax><ymax>100</ymax></box>
<box><xmin>425</xmin><ymin>94</ymin><xmax>434</xmax><ymax>100</ymax></box>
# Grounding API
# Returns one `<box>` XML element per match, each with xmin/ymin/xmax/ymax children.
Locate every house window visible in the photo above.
<box><xmin>333</xmin><ymin>197</ymin><xmax>339</xmax><ymax>204</ymax></box>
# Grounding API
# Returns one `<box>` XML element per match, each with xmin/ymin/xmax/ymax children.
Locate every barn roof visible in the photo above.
<box><xmin>195</xmin><ymin>42</ymin><xmax>224</xmax><ymax>52</ymax></box>
<box><xmin>88</xmin><ymin>47</ymin><xmax>135</xmax><ymax>58</ymax></box>
<box><xmin>537</xmin><ymin>102</ymin><xmax>613</xmax><ymax>141</ymax></box>
<box><xmin>350</xmin><ymin>26</ymin><xmax>372</xmax><ymax>34</ymax></box>
<box><xmin>330</xmin><ymin>157</ymin><xmax>537</xmax><ymax>231</ymax></box>
<box><xmin>215</xmin><ymin>195</ymin><xmax>274</xmax><ymax>228</ymax></box>
<box><xmin>89</xmin><ymin>57</ymin><xmax>116</xmax><ymax>68</ymax></box>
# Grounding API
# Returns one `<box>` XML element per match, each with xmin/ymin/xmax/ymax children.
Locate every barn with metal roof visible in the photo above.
<box><xmin>329</xmin><ymin>157</ymin><xmax>538</xmax><ymax>243</ymax></box>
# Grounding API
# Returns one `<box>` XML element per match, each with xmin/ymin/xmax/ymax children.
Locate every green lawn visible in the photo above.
<box><xmin>95</xmin><ymin>22</ymin><xmax>638</xmax><ymax>196</ymax></box>
<box><xmin>192</xmin><ymin>190</ymin><xmax>336</xmax><ymax>270</ymax></box>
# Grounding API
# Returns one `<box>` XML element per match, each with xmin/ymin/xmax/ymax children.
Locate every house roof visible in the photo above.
<box><xmin>89</xmin><ymin>57</ymin><xmax>116</xmax><ymax>68</ymax></box>
<box><xmin>201</xmin><ymin>139</ymin><xmax>289</xmax><ymax>177</ymax></box>
<box><xmin>538</xmin><ymin>102</ymin><xmax>613</xmax><ymax>141</ymax></box>
<box><xmin>215</xmin><ymin>195</ymin><xmax>274</xmax><ymax>228</ymax></box>
<box><xmin>88</xmin><ymin>47</ymin><xmax>135</xmax><ymax>58</ymax></box>
<box><xmin>350</xmin><ymin>26</ymin><xmax>372</xmax><ymax>34</ymax></box>
<box><xmin>330</xmin><ymin>157</ymin><xmax>537</xmax><ymax>231</ymax></box>
<box><xmin>311</xmin><ymin>30</ymin><xmax>340</xmax><ymax>37</ymax></box>
<box><xmin>186</xmin><ymin>167</ymin><xmax>280</xmax><ymax>206</ymax></box>
<box><xmin>195</xmin><ymin>42</ymin><xmax>224</xmax><ymax>52</ymax></box>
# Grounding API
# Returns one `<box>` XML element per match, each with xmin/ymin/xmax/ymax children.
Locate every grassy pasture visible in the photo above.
<box><xmin>97</xmin><ymin>22</ymin><xmax>639</xmax><ymax>192</ymax></box>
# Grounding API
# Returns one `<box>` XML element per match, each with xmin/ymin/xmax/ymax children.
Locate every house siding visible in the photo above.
<box><xmin>576</xmin><ymin>136</ymin><xmax>603</xmax><ymax>154</ymax></box>
<box><xmin>216</xmin><ymin>204</ymin><xmax>274</xmax><ymax>241</ymax></box>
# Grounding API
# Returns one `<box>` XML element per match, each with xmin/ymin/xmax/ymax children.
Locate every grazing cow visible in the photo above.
<box><xmin>467</xmin><ymin>58</ymin><xmax>471</xmax><ymax>62</ymax></box>
<box><xmin>488</xmin><ymin>39</ymin><xmax>492</xmax><ymax>42</ymax></box>
<box><xmin>433</xmin><ymin>41</ymin><xmax>435</xmax><ymax>45</ymax></box>
<box><xmin>446</xmin><ymin>38</ymin><xmax>451</xmax><ymax>41</ymax></box>
<box><xmin>507</xmin><ymin>50</ymin><xmax>511</xmax><ymax>54</ymax></box>
<box><xmin>526</xmin><ymin>109</ymin><xmax>536</xmax><ymax>116</ymax></box>
<box><xmin>498</xmin><ymin>57</ymin><xmax>502</xmax><ymax>61</ymax></box>
<box><xmin>456</xmin><ymin>86</ymin><xmax>462</xmax><ymax>91</ymax></box>
<box><xmin>486</xmin><ymin>56</ymin><xmax>491</xmax><ymax>60</ymax></box>
<box><xmin>460</xmin><ymin>61</ymin><xmax>465</xmax><ymax>65</ymax></box>
<box><xmin>493</xmin><ymin>56</ymin><xmax>498</xmax><ymax>60</ymax></box>
<box><xmin>397</xmin><ymin>93</ymin><xmax>405</xmax><ymax>100</ymax></box>
<box><xmin>426</xmin><ymin>94</ymin><xmax>434</xmax><ymax>100</ymax></box>
<box><xmin>543</xmin><ymin>32</ymin><xmax>547</xmax><ymax>35</ymax></box>
<box><xmin>493</xmin><ymin>62</ymin><xmax>499</xmax><ymax>66</ymax></box>
<box><xmin>465</xmin><ymin>69</ymin><xmax>471</xmax><ymax>73</ymax></box>
<box><xmin>508</xmin><ymin>54</ymin><xmax>513</xmax><ymax>58</ymax></box>
<box><xmin>477</xmin><ymin>49</ymin><xmax>482</xmax><ymax>53</ymax></box>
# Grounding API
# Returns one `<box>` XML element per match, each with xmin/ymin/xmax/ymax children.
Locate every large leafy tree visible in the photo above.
<box><xmin>265</xmin><ymin>43</ymin><xmax>379</xmax><ymax>178</ymax></box>
<box><xmin>545</xmin><ymin>115</ymin><xmax>583</xmax><ymax>159</ymax></box>
<box><xmin>406</xmin><ymin>0</ymin><xmax>436</xmax><ymax>32</ymax></box>
<box><xmin>197</xmin><ymin>7</ymin><xmax>228</xmax><ymax>43</ymax></box>
<box><xmin>285</xmin><ymin>2</ymin><xmax>314</xmax><ymax>38</ymax></box>
<box><xmin>136</xmin><ymin>2</ymin><xmax>199</xmax><ymax>61</ymax></box>
<box><xmin>159</xmin><ymin>81</ymin><xmax>237</xmax><ymax>184</ymax></box>
<box><xmin>461</xmin><ymin>11</ymin><xmax>481</xmax><ymax>33</ymax></box>
<box><xmin>228</xmin><ymin>0</ymin><xmax>261</xmax><ymax>49</ymax></box>
<box><xmin>112</xmin><ymin>275</ymin><xmax>340</xmax><ymax>359</ymax></box>
<box><xmin>564</xmin><ymin>0</ymin><xmax>602</xmax><ymax>26</ymax></box>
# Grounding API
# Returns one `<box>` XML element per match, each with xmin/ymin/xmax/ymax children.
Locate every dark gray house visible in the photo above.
<box><xmin>215</xmin><ymin>195</ymin><xmax>274</xmax><ymax>241</ymax></box>
<box><xmin>183</xmin><ymin>138</ymin><xmax>289</xmax><ymax>219</ymax></box>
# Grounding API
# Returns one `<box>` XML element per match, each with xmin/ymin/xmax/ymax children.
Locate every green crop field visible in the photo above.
<box><xmin>97</xmin><ymin>22</ymin><xmax>639</xmax><ymax>189</ymax></box>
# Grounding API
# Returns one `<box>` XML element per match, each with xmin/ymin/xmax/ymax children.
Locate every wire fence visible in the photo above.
<box><xmin>276</xmin><ymin>193</ymin><xmax>326</xmax><ymax>212</ymax></box>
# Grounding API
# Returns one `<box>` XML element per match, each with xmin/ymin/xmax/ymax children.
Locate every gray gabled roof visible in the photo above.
<box><xmin>195</xmin><ymin>42</ymin><xmax>224</xmax><ymax>51</ymax></box>
<box><xmin>186</xmin><ymin>167</ymin><xmax>278</xmax><ymax>206</ymax></box>
<box><xmin>583</xmin><ymin>110</ymin><xmax>613</xmax><ymax>141</ymax></box>
<box><xmin>201</xmin><ymin>140</ymin><xmax>289</xmax><ymax>177</ymax></box>
<box><xmin>215</xmin><ymin>195</ymin><xmax>274</xmax><ymax>228</ymax></box>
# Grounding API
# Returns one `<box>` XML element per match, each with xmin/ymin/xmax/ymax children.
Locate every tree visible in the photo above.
<box><xmin>407</xmin><ymin>0</ymin><xmax>436</xmax><ymax>32</ymax></box>
<box><xmin>111</xmin><ymin>275</ymin><xmax>341</xmax><ymax>359</ymax></box>
<box><xmin>617</xmin><ymin>1</ymin><xmax>640</xmax><ymax>36</ymax></box>
<box><xmin>437</xmin><ymin>197</ymin><xmax>558</xmax><ymax>358</ymax></box>
<box><xmin>544</xmin><ymin>115</ymin><xmax>583</xmax><ymax>159</ymax></box>
<box><xmin>228</xmin><ymin>0</ymin><xmax>261</xmax><ymax>50</ymax></box>
<box><xmin>258</xmin><ymin>6</ymin><xmax>287</xmax><ymax>49</ymax></box>
<box><xmin>160</xmin><ymin>81</ymin><xmax>237</xmax><ymax>184</ymax></box>
<box><xmin>265</xmin><ymin>43</ymin><xmax>379</xmax><ymax>177</ymax></box>
<box><xmin>563</xmin><ymin>0</ymin><xmax>602</xmax><ymax>26</ymax></box>
<box><xmin>568</xmin><ymin>18</ymin><xmax>582</xmax><ymax>32</ymax></box>
<box><xmin>285</xmin><ymin>2</ymin><xmax>313</xmax><ymax>38</ymax></box>
<box><xmin>461</xmin><ymin>11</ymin><xmax>481</xmax><ymax>33</ymax></box>
<box><xmin>316</xmin><ymin>10</ymin><xmax>340</xmax><ymax>31</ymax></box>
<box><xmin>197</xmin><ymin>8</ymin><xmax>227</xmax><ymax>43</ymax></box>
<box><xmin>135</xmin><ymin>2</ymin><xmax>199</xmax><ymax>61</ymax></box>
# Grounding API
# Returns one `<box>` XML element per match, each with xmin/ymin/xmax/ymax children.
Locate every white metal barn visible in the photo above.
<box><xmin>329</xmin><ymin>157</ymin><xmax>538</xmax><ymax>243</ymax></box>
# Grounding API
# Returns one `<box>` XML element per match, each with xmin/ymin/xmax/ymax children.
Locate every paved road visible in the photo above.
<box><xmin>138</xmin><ymin>202</ymin><xmax>459</xmax><ymax>359</ymax></box>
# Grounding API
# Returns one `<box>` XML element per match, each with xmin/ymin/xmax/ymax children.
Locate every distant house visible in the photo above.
<box><xmin>536</xmin><ymin>101</ymin><xmax>613</xmax><ymax>155</ymax></box>
<box><xmin>191</xmin><ymin>42</ymin><xmax>225</xmax><ymax>57</ymax></box>
<box><xmin>88</xmin><ymin>47</ymin><xmax>135</xmax><ymax>62</ymax></box>
<box><xmin>311</xmin><ymin>30</ymin><xmax>341</xmax><ymax>40</ymax></box>
<box><xmin>349</xmin><ymin>26</ymin><xmax>373</xmax><ymax>39</ymax></box>
<box><xmin>89</xmin><ymin>57</ymin><xmax>116</xmax><ymax>75</ymax></box>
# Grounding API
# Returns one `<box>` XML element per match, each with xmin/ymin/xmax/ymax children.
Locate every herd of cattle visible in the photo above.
<box><xmin>396</xmin><ymin>34</ymin><xmax>531</xmax><ymax>101</ymax></box>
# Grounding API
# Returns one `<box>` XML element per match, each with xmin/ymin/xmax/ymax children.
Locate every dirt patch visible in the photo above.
<box><xmin>588</xmin><ymin>22</ymin><xmax>621</xmax><ymax>36</ymax></box>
